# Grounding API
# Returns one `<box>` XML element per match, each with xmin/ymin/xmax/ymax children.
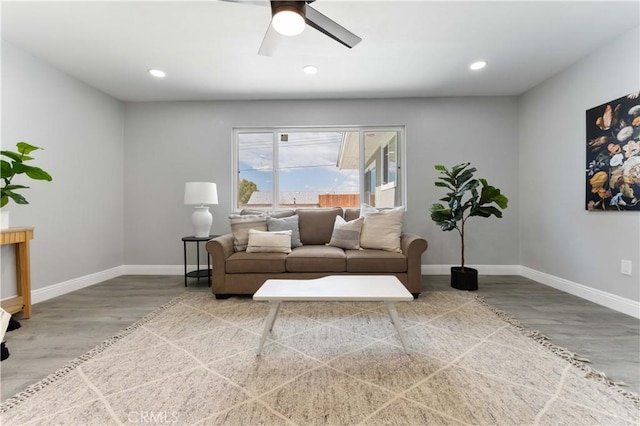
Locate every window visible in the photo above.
<box><xmin>234</xmin><ymin>127</ymin><xmax>404</xmax><ymax>210</ymax></box>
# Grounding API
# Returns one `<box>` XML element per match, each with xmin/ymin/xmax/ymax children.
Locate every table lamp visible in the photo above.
<box><xmin>184</xmin><ymin>182</ymin><xmax>218</xmax><ymax>237</ymax></box>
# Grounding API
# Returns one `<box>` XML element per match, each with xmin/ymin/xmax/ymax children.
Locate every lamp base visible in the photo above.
<box><xmin>192</xmin><ymin>206</ymin><xmax>212</xmax><ymax>238</ymax></box>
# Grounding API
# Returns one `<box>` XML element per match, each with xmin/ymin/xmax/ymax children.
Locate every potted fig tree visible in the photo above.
<box><xmin>429</xmin><ymin>162</ymin><xmax>508</xmax><ymax>290</ymax></box>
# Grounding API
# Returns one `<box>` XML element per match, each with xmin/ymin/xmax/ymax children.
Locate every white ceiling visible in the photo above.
<box><xmin>2</xmin><ymin>1</ymin><xmax>639</xmax><ymax>102</ymax></box>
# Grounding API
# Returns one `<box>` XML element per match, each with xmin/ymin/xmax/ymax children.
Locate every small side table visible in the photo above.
<box><xmin>1</xmin><ymin>227</ymin><xmax>34</xmax><ymax>319</ymax></box>
<box><xmin>182</xmin><ymin>235</ymin><xmax>218</xmax><ymax>287</ymax></box>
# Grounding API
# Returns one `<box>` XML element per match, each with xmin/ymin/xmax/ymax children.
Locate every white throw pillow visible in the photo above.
<box><xmin>229</xmin><ymin>214</ymin><xmax>267</xmax><ymax>252</ymax></box>
<box><xmin>359</xmin><ymin>206</ymin><xmax>404</xmax><ymax>253</ymax></box>
<box><xmin>246</xmin><ymin>229</ymin><xmax>292</xmax><ymax>253</ymax></box>
<box><xmin>328</xmin><ymin>216</ymin><xmax>364</xmax><ymax>250</ymax></box>
<box><xmin>359</xmin><ymin>203</ymin><xmax>379</xmax><ymax>217</ymax></box>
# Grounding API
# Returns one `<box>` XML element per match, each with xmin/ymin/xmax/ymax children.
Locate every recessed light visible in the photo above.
<box><xmin>303</xmin><ymin>65</ymin><xmax>318</xmax><ymax>75</ymax></box>
<box><xmin>148</xmin><ymin>69</ymin><xmax>166</xmax><ymax>78</ymax></box>
<box><xmin>469</xmin><ymin>61</ymin><xmax>487</xmax><ymax>71</ymax></box>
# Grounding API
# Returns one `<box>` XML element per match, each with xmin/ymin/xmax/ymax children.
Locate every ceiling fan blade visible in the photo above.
<box><xmin>304</xmin><ymin>5</ymin><xmax>362</xmax><ymax>49</ymax></box>
<box><xmin>258</xmin><ymin>23</ymin><xmax>281</xmax><ymax>56</ymax></box>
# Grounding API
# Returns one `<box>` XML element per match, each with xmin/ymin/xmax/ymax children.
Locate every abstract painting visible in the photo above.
<box><xmin>586</xmin><ymin>92</ymin><xmax>640</xmax><ymax>211</ymax></box>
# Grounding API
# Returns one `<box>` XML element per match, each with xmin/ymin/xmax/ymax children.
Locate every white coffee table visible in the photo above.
<box><xmin>253</xmin><ymin>275</ymin><xmax>414</xmax><ymax>355</ymax></box>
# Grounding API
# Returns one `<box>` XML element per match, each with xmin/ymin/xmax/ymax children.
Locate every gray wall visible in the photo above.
<box><xmin>123</xmin><ymin>97</ymin><xmax>520</xmax><ymax>267</ymax></box>
<box><xmin>1</xmin><ymin>40</ymin><xmax>125</xmax><ymax>297</ymax></box>
<box><xmin>519</xmin><ymin>26</ymin><xmax>640</xmax><ymax>302</ymax></box>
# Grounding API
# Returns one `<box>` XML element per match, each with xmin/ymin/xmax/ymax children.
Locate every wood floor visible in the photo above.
<box><xmin>1</xmin><ymin>274</ymin><xmax>638</xmax><ymax>402</ymax></box>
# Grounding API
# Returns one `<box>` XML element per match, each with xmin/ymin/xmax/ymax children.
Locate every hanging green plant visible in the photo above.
<box><xmin>1</xmin><ymin>142</ymin><xmax>53</xmax><ymax>207</ymax></box>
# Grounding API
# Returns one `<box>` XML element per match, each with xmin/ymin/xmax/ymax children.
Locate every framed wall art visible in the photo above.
<box><xmin>586</xmin><ymin>92</ymin><xmax>640</xmax><ymax>211</ymax></box>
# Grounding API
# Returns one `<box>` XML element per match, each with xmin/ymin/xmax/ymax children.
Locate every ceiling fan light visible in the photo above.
<box><xmin>272</xmin><ymin>7</ymin><xmax>305</xmax><ymax>36</ymax></box>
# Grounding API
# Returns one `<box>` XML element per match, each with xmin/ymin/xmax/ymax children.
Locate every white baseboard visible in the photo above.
<box><xmin>520</xmin><ymin>266</ymin><xmax>640</xmax><ymax>319</ymax></box>
<box><xmin>7</xmin><ymin>264</ymin><xmax>638</xmax><ymax>319</ymax></box>
<box><xmin>30</xmin><ymin>266</ymin><xmax>125</xmax><ymax>305</ymax></box>
<box><xmin>421</xmin><ymin>265</ymin><xmax>521</xmax><ymax>275</ymax></box>
<box><xmin>121</xmin><ymin>265</ymin><xmax>184</xmax><ymax>275</ymax></box>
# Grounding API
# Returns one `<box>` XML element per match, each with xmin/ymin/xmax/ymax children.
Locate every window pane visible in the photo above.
<box><xmin>364</xmin><ymin>131</ymin><xmax>400</xmax><ymax>208</ymax></box>
<box><xmin>237</xmin><ymin>132</ymin><xmax>273</xmax><ymax>209</ymax></box>
<box><xmin>235</xmin><ymin>127</ymin><xmax>402</xmax><ymax>211</ymax></box>
<box><xmin>279</xmin><ymin>131</ymin><xmax>360</xmax><ymax>208</ymax></box>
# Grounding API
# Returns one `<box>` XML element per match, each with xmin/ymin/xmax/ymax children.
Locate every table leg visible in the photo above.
<box><xmin>16</xmin><ymin>241</ymin><xmax>31</xmax><ymax>319</ymax></box>
<box><xmin>257</xmin><ymin>301</ymin><xmax>281</xmax><ymax>356</ymax></box>
<box><xmin>196</xmin><ymin>241</ymin><xmax>201</xmax><ymax>283</ymax></box>
<box><xmin>183</xmin><ymin>241</ymin><xmax>187</xmax><ymax>287</ymax></box>
<box><xmin>385</xmin><ymin>302</ymin><xmax>409</xmax><ymax>353</ymax></box>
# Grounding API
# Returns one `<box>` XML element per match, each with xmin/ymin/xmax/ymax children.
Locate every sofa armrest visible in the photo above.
<box><xmin>400</xmin><ymin>233</ymin><xmax>428</xmax><ymax>295</ymax></box>
<box><xmin>206</xmin><ymin>234</ymin><xmax>235</xmax><ymax>293</ymax></box>
<box><xmin>400</xmin><ymin>233</ymin><xmax>428</xmax><ymax>257</ymax></box>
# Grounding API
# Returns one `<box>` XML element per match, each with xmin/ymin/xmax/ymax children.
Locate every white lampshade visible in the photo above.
<box><xmin>272</xmin><ymin>6</ymin><xmax>305</xmax><ymax>36</ymax></box>
<box><xmin>184</xmin><ymin>182</ymin><xmax>218</xmax><ymax>206</ymax></box>
<box><xmin>184</xmin><ymin>182</ymin><xmax>218</xmax><ymax>237</ymax></box>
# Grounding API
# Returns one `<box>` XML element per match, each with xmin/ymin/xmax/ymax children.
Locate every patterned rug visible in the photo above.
<box><xmin>1</xmin><ymin>291</ymin><xmax>638</xmax><ymax>425</ymax></box>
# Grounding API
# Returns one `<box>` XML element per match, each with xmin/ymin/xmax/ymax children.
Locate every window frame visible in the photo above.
<box><xmin>232</xmin><ymin>126</ymin><xmax>405</xmax><ymax>211</ymax></box>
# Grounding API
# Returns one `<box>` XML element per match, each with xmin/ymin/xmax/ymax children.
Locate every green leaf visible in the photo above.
<box><xmin>494</xmin><ymin>194</ymin><xmax>509</xmax><ymax>209</ymax></box>
<box><xmin>449</xmin><ymin>163</ymin><xmax>469</xmax><ymax>178</ymax></box>
<box><xmin>1</xmin><ymin>160</ymin><xmax>12</xmax><ymax>178</ymax></box>
<box><xmin>434</xmin><ymin>165</ymin><xmax>447</xmax><ymax>172</ymax></box>
<box><xmin>458</xmin><ymin>178</ymin><xmax>479</xmax><ymax>194</ymax></box>
<box><xmin>13</xmin><ymin>163</ymin><xmax>52</xmax><ymax>181</ymax></box>
<box><xmin>438</xmin><ymin>221</ymin><xmax>457</xmax><ymax>231</ymax></box>
<box><xmin>470</xmin><ymin>205</ymin><xmax>503</xmax><ymax>218</ymax></box>
<box><xmin>3</xmin><ymin>184</ymin><xmax>29</xmax><ymax>191</ymax></box>
<box><xmin>2</xmin><ymin>151</ymin><xmax>23</xmax><ymax>162</ymax></box>
<box><xmin>24</xmin><ymin>166</ymin><xmax>53</xmax><ymax>181</ymax></box>
<box><xmin>429</xmin><ymin>202</ymin><xmax>447</xmax><ymax>211</ymax></box>
<box><xmin>0</xmin><ymin>196</ymin><xmax>7</xmax><ymax>208</ymax></box>
<box><xmin>5</xmin><ymin>190</ymin><xmax>28</xmax><ymax>205</ymax></box>
<box><xmin>16</xmin><ymin>142</ymin><xmax>42</xmax><ymax>155</ymax></box>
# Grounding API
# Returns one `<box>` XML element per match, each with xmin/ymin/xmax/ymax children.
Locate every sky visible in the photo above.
<box><xmin>238</xmin><ymin>131</ymin><xmax>359</xmax><ymax>194</ymax></box>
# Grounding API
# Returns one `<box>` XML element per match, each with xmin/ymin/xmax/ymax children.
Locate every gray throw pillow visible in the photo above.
<box><xmin>328</xmin><ymin>215</ymin><xmax>364</xmax><ymax>250</ymax></box>
<box><xmin>267</xmin><ymin>215</ymin><xmax>302</xmax><ymax>248</ymax></box>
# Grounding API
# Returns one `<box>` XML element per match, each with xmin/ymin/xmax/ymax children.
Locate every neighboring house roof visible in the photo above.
<box><xmin>246</xmin><ymin>191</ymin><xmax>320</xmax><ymax>205</ymax></box>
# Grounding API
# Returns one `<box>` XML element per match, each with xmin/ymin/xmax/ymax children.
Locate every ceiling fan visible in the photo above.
<box><xmin>223</xmin><ymin>0</ymin><xmax>362</xmax><ymax>56</ymax></box>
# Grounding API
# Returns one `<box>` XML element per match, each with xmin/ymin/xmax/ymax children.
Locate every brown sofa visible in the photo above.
<box><xmin>206</xmin><ymin>207</ymin><xmax>428</xmax><ymax>298</ymax></box>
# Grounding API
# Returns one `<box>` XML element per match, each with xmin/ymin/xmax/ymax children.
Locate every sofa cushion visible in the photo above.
<box><xmin>345</xmin><ymin>249</ymin><xmax>407</xmax><ymax>273</ymax></box>
<box><xmin>226</xmin><ymin>251</ymin><xmax>287</xmax><ymax>273</ymax></box>
<box><xmin>267</xmin><ymin>215</ymin><xmax>302</xmax><ymax>247</ymax></box>
<box><xmin>229</xmin><ymin>214</ymin><xmax>268</xmax><ymax>252</ymax></box>
<box><xmin>295</xmin><ymin>208</ymin><xmax>343</xmax><ymax>245</ymax></box>
<box><xmin>246</xmin><ymin>229</ymin><xmax>292</xmax><ymax>253</ymax></box>
<box><xmin>359</xmin><ymin>205</ymin><xmax>404</xmax><ymax>253</ymax></box>
<box><xmin>327</xmin><ymin>215</ymin><xmax>364</xmax><ymax>250</ymax></box>
<box><xmin>286</xmin><ymin>245</ymin><xmax>346</xmax><ymax>272</ymax></box>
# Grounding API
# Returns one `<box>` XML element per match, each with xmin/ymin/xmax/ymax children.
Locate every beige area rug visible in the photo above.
<box><xmin>1</xmin><ymin>291</ymin><xmax>639</xmax><ymax>425</ymax></box>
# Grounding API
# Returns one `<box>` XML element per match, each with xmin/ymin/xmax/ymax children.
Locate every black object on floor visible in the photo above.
<box><xmin>7</xmin><ymin>316</ymin><xmax>21</xmax><ymax>331</ymax></box>
<box><xmin>1</xmin><ymin>342</ymin><xmax>9</xmax><ymax>361</ymax></box>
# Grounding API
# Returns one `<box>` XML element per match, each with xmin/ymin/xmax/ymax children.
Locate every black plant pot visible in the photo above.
<box><xmin>450</xmin><ymin>266</ymin><xmax>478</xmax><ymax>291</ymax></box>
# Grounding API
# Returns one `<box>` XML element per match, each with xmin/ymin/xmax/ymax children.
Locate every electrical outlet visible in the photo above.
<box><xmin>621</xmin><ymin>260</ymin><xmax>632</xmax><ymax>276</ymax></box>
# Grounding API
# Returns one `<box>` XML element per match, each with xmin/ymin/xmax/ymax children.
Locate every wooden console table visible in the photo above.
<box><xmin>1</xmin><ymin>227</ymin><xmax>33</xmax><ymax>319</ymax></box>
